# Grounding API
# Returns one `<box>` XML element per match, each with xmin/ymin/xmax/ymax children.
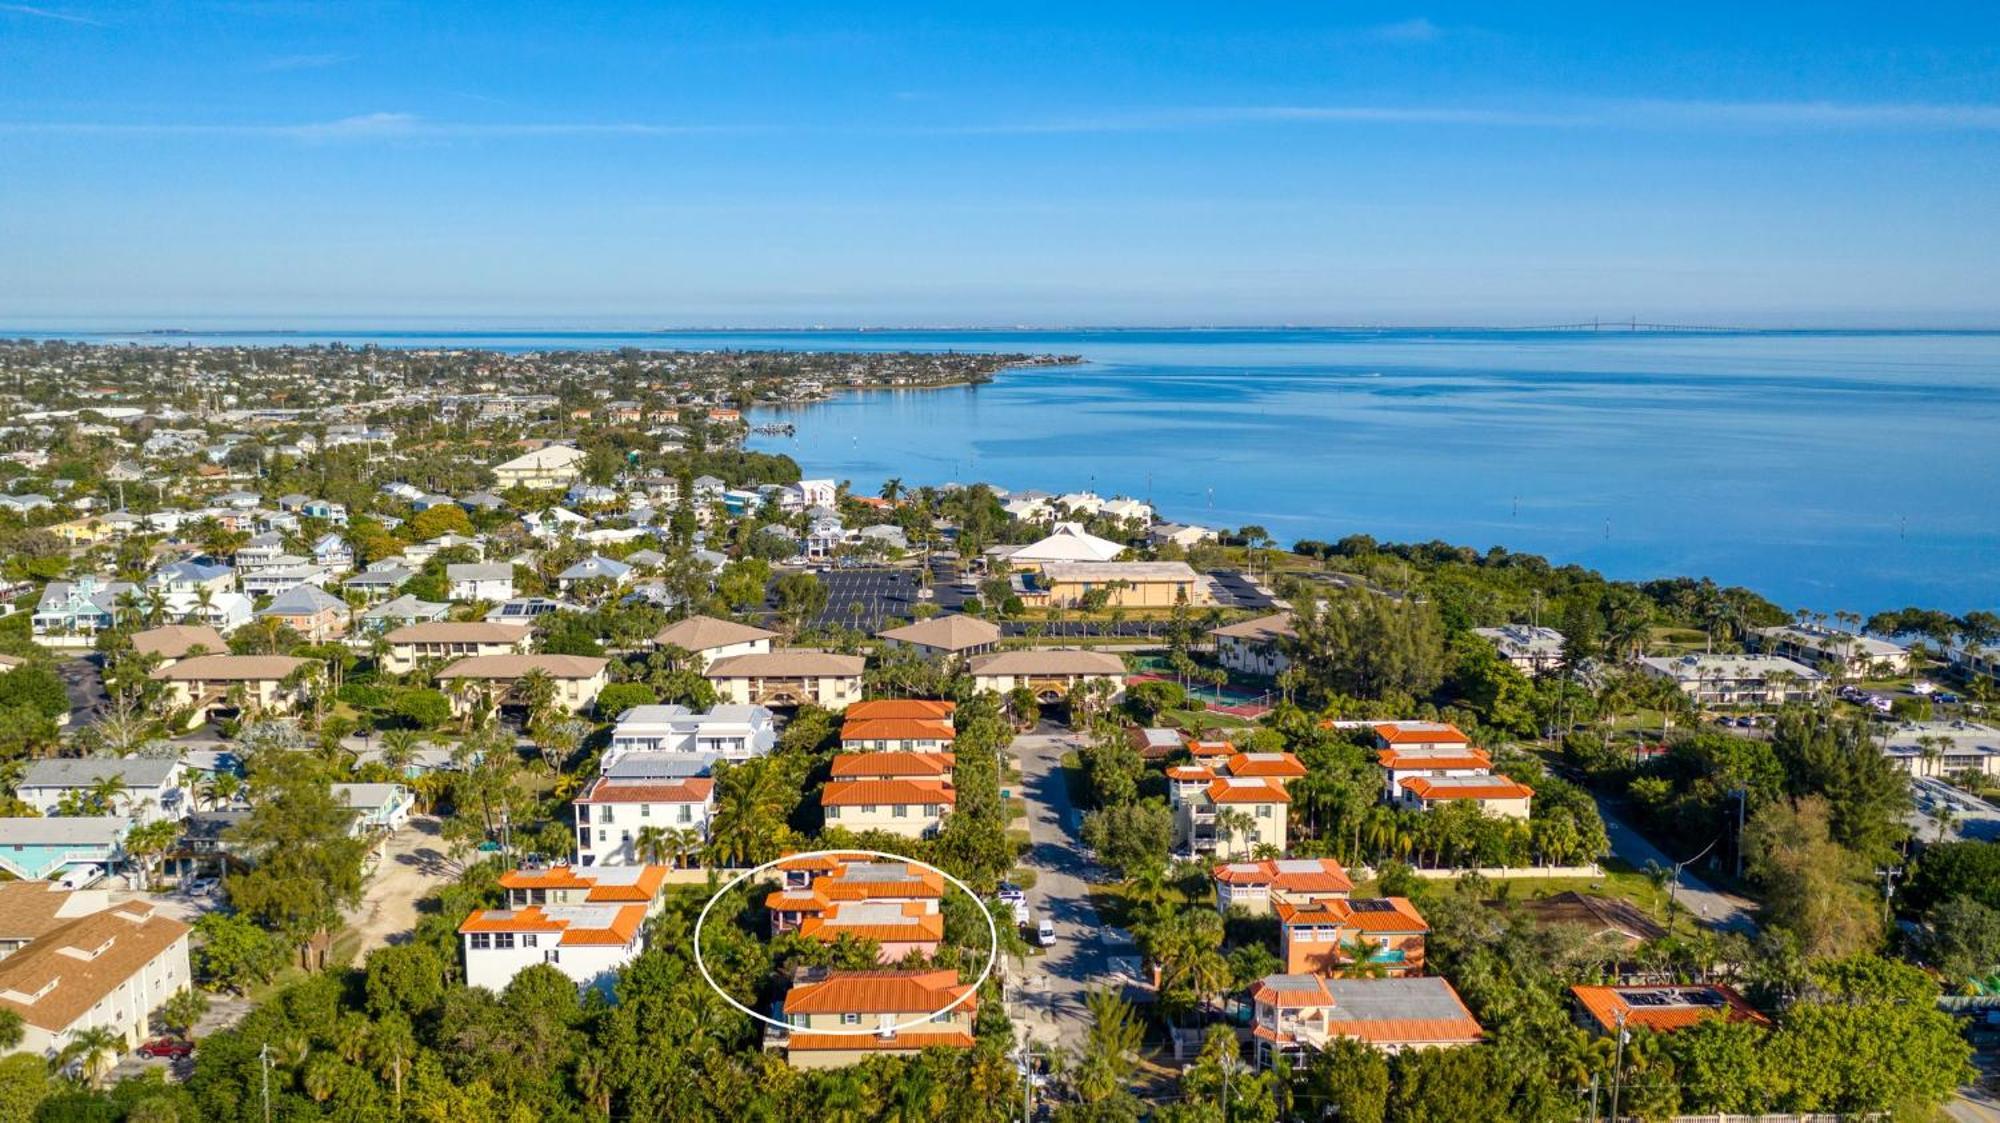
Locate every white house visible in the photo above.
<box><xmin>1748</xmin><ymin>624</ymin><xmax>1911</xmax><ymax>678</ymax></box>
<box><xmin>492</xmin><ymin>444</ymin><xmax>587</xmax><ymax>490</ymax></box>
<box><xmin>1881</xmin><ymin>721</ymin><xmax>2000</xmax><ymax>778</ymax></box>
<box><xmin>459</xmin><ymin>863</ymin><xmax>671</xmax><ymax>992</ymax></box>
<box><xmin>1638</xmin><ymin>654</ymin><xmax>1824</xmax><ymax>707</ymax></box>
<box><xmin>704</xmin><ymin>651</ymin><xmax>865</xmax><ymax>708</ymax></box>
<box><xmin>604</xmin><ymin>704</ymin><xmax>776</xmax><ymax>762</ymax></box>
<box><xmin>15</xmin><ymin>759</ymin><xmax>187</xmax><ymax>825</ymax></box>
<box><xmin>446</xmin><ymin>563</ymin><xmax>516</xmax><ymax>602</ymax></box>
<box><xmin>574</xmin><ymin>765</ymin><xmax>714</xmax><ymax>866</ymax></box>
<box><xmin>1473</xmin><ymin>624</ymin><xmax>1567</xmax><ymax>675</ymax></box>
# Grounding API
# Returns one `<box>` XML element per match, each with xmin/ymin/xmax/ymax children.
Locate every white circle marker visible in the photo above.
<box><xmin>692</xmin><ymin>848</ymin><xmax>1001</xmax><ymax>1037</ymax></box>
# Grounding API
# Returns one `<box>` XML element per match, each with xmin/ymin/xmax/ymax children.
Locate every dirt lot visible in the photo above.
<box><xmin>342</xmin><ymin>816</ymin><xmax>457</xmax><ymax>957</ymax></box>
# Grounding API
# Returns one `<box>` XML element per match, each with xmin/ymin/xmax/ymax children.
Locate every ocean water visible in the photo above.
<box><xmin>17</xmin><ymin>327</ymin><xmax>1999</xmax><ymax>614</ymax></box>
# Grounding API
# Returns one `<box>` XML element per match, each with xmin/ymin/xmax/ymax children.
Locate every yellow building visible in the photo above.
<box><xmin>491</xmin><ymin>445</ymin><xmax>587</xmax><ymax>490</ymax></box>
<box><xmin>1023</xmin><ymin>561</ymin><xmax>1206</xmax><ymax>609</ymax></box>
<box><xmin>776</xmin><ymin>969</ymin><xmax>976</xmax><ymax>1069</ymax></box>
<box><xmin>150</xmin><ymin>654</ymin><xmax>307</xmax><ymax>726</ymax></box>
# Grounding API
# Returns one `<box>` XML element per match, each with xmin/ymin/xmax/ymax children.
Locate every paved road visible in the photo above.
<box><xmin>1010</xmin><ymin>724</ymin><xmax>1136</xmax><ymax>1050</ymax></box>
<box><xmin>1589</xmin><ymin>792</ymin><xmax>1760</xmax><ymax>934</ymax></box>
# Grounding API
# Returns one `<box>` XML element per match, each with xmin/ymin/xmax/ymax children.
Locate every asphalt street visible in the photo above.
<box><xmin>1009</xmin><ymin>723</ymin><xmax>1138</xmax><ymax>1050</ymax></box>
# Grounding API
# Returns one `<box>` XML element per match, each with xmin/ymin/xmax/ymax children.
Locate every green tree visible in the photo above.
<box><xmin>190</xmin><ymin>911</ymin><xmax>288</xmax><ymax>994</ymax></box>
<box><xmin>1302</xmin><ymin>1036</ymin><xmax>1388</xmax><ymax>1123</ymax></box>
<box><xmin>1081</xmin><ymin>800</ymin><xmax>1174</xmax><ymax>879</ymax></box>
<box><xmin>1744</xmin><ymin>795</ymin><xmax>1882</xmax><ymax>958</ymax></box>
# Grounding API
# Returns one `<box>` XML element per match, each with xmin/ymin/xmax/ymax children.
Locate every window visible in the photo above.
<box><xmin>523</xmin><ymin>934</ymin><xmax>538</xmax><ymax>948</ymax></box>
<box><xmin>893</xmin><ymin>805</ymin><xmax>908</xmax><ymax>818</ymax></box>
<box><xmin>1257</xmin><ymin>804</ymin><xmax>1271</xmax><ymax>818</ymax></box>
<box><xmin>862</xmin><ymin>805</ymin><xmax>878</xmax><ymax>815</ymax></box>
<box><xmin>840</xmin><ymin>1013</ymin><xmax>861</xmax><ymax>1026</ymax></box>
<box><xmin>578</xmin><ymin>828</ymin><xmax>592</xmax><ymax>850</ymax></box>
<box><xmin>677</xmin><ymin>805</ymin><xmax>692</xmax><ymax>824</ymax></box>
<box><xmin>494</xmin><ymin>933</ymin><xmax>515</xmax><ymax>949</ymax></box>
<box><xmin>469</xmin><ymin>933</ymin><xmax>492</xmax><ymax>950</ymax></box>
<box><xmin>641</xmin><ymin>804</ymin><xmax>651</xmax><ymax>818</ymax></box>
<box><xmin>827</xmin><ymin>806</ymin><xmax>841</xmax><ymax>819</ymax></box>
<box><xmin>924</xmin><ymin>805</ymin><xmax>941</xmax><ymax>816</ymax></box>
<box><xmin>597</xmin><ymin>829</ymin><xmax>608</xmax><ymax>843</ymax></box>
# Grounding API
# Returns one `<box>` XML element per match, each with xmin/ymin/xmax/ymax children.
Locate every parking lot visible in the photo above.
<box><xmin>798</xmin><ymin>567</ymin><xmax>927</xmax><ymax>632</ymax></box>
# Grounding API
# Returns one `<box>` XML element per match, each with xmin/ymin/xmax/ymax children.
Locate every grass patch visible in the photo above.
<box><xmin>1164</xmin><ymin>708</ymin><xmax>1255</xmax><ymax>732</ymax></box>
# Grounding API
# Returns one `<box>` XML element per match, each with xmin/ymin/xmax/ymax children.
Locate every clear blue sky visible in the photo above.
<box><xmin>3</xmin><ymin>1</ymin><xmax>1998</xmax><ymax>327</ymax></box>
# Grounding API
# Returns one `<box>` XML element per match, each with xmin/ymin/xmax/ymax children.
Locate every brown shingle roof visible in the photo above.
<box><xmin>652</xmin><ymin>615</ymin><xmax>779</xmax><ymax>651</ymax></box>
<box><xmin>876</xmin><ymin>614</ymin><xmax>1002</xmax><ymax>651</ymax></box>
<box><xmin>705</xmin><ymin>651</ymin><xmax>866</xmax><ymax>678</ymax></box>
<box><xmin>966</xmin><ymin>649</ymin><xmax>1125</xmax><ymax>677</ymax></box>
<box><xmin>0</xmin><ymin>904</ymin><xmax>189</xmax><ymax>1032</ymax></box>
<box><xmin>384</xmin><ymin>622</ymin><xmax>532</xmax><ymax>644</ymax></box>
<box><xmin>129</xmin><ymin>624</ymin><xmax>228</xmax><ymax>661</ymax></box>
<box><xmin>150</xmin><ymin>654</ymin><xmax>304</xmax><ymax>682</ymax></box>
<box><xmin>435</xmin><ymin>653</ymin><xmax>608</xmax><ymax>680</ymax></box>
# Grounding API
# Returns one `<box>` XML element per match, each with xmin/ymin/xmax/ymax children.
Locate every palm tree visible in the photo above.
<box><xmin>123</xmin><ymin>818</ymin><xmax>181</xmax><ymax>891</ymax></box>
<box><xmin>378</xmin><ymin>728</ymin><xmax>422</xmax><ymax>775</ymax></box>
<box><xmin>706</xmin><ymin>761</ymin><xmax>790</xmax><ymax>867</ymax></box>
<box><xmin>54</xmin><ymin>1026</ymin><xmax>122</xmax><ymax>1088</ymax></box>
<box><xmin>634</xmin><ymin>825</ymin><xmax>669</xmax><ymax>865</ymax></box>
<box><xmin>160</xmin><ymin>988</ymin><xmax>209</xmax><ymax>1043</ymax></box>
<box><xmin>879</xmin><ymin>478</ymin><xmax>904</xmax><ymax>503</ymax></box>
<box><xmin>1213</xmin><ymin>808</ymin><xmax>1258</xmax><ymax>857</ymax></box>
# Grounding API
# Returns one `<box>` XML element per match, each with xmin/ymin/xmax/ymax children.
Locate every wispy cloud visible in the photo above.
<box><xmin>0</xmin><ymin>112</ymin><xmax>752</xmax><ymax>141</ymax></box>
<box><xmin>1365</xmin><ymin>18</ymin><xmax>1441</xmax><ymax>44</ymax></box>
<box><xmin>0</xmin><ymin>3</ymin><xmax>102</xmax><ymax>25</ymax></box>
<box><xmin>4</xmin><ymin>99</ymin><xmax>1999</xmax><ymax>143</ymax></box>
<box><xmin>943</xmin><ymin>98</ymin><xmax>2000</xmax><ymax>135</ymax></box>
<box><xmin>257</xmin><ymin>52</ymin><xmax>353</xmax><ymax>73</ymax></box>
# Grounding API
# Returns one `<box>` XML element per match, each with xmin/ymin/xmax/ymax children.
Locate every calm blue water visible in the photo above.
<box><xmin>15</xmin><ymin>327</ymin><xmax>1999</xmax><ymax>614</ymax></box>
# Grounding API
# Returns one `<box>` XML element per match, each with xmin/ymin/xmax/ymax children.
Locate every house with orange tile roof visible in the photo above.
<box><xmin>1396</xmin><ymin>774</ymin><xmax>1534</xmax><ymax>820</ymax></box>
<box><xmin>1276</xmin><ymin>897</ymin><xmax>1429</xmax><ymax>976</ymax></box>
<box><xmin>459</xmin><ymin>864</ymin><xmax>657</xmax><ymax>992</ymax></box>
<box><xmin>1250</xmin><ymin>974</ymin><xmax>1480</xmax><ymax>1069</ymax></box>
<box><xmin>1167</xmin><ymin>751</ymin><xmax>1304</xmax><ymax>858</ymax></box>
<box><xmin>1371</xmin><ymin>721</ymin><xmax>1473</xmax><ymax>751</ymax></box>
<box><xmin>839</xmin><ymin>705</ymin><xmax>957</xmax><ymax>753</ymax></box>
<box><xmin>775</xmin><ymin>967</ymin><xmax>977</xmax><ymax>1068</ymax></box>
<box><xmin>573</xmin><ymin>773</ymin><xmax>715</xmax><ymax>866</ymax></box>
<box><xmin>1569</xmin><ymin>984</ymin><xmax>1769</xmax><ymax>1036</ymax></box>
<box><xmin>767</xmin><ymin>856</ymin><xmax>946</xmax><ymax>950</ymax></box>
<box><xmin>1212</xmin><ymin>857</ymin><xmax>1353</xmax><ymax>915</ymax></box>
<box><xmin>1377</xmin><ymin>742</ymin><xmax>1496</xmax><ymax>800</ymax></box>
<box><xmin>820</xmin><ymin>754</ymin><xmax>956</xmax><ymax>839</ymax></box>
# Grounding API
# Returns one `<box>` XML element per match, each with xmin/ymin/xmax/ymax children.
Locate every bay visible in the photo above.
<box><xmin>18</xmin><ymin>326</ymin><xmax>1999</xmax><ymax>614</ymax></box>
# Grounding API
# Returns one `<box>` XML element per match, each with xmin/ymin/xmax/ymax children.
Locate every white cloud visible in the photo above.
<box><xmin>257</xmin><ymin>52</ymin><xmax>353</xmax><ymax>73</ymax></box>
<box><xmin>1366</xmin><ymin>18</ymin><xmax>1440</xmax><ymax>44</ymax></box>
<box><xmin>0</xmin><ymin>3</ymin><xmax>102</xmax><ymax>25</ymax></box>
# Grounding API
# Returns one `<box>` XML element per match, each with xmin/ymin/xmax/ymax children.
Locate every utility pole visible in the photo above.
<box><xmin>259</xmin><ymin>1043</ymin><xmax>273</xmax><ymax>1123</ymax></box>
<box><xmin>1608</xmin><ymin>1009</ymin><xmax>1628</xmax><ymax>1122</ymax></box>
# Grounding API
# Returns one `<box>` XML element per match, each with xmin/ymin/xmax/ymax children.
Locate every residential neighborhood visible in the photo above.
<box><xmin>0</xmin><ymin>337</ymin><xmax>1987</xmax><ymax>1120</ymax></box>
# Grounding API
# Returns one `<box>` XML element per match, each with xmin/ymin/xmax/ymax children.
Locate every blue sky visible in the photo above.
<box><xmin>2</xmin><ymin>1</ymin><xmax>1998</xmax><ymax>327</ymax></box>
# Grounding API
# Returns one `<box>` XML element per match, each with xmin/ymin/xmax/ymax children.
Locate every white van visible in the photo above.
<box><xmin>57</xmin><ymin>865</ymin><xmax>104</xmax><ymax>891</ymax></box>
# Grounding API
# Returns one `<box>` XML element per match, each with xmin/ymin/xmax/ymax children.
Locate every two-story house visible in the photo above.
<box><xmin>1209</xmin><ymin>612</ymin><xmax>1296</xmax><ymax>677</ymax></box>
<box><xmin>459</xmin><ymin>862</ymin><xmax>670</xmax><ymax>991</ymax></box>
<box><xmin>1250</xmin><ymin>974</ymin><xmax>1481</xmax><ymax>1069</ymax></box>
<box><xmin>774</xmin><ymin>968</ymin><xmax>977</xmax><ymax>1069</ymax></box>
<box><xmin>150</xmin><ymin>655</ymin><xmax>307</xmax><ymax>727</ymax></box>
<box><xmin>380</xmin><ymin>621</ymin><xmax>533</xmax><ymax>675</ymax></box>
<box><xmin>446</xmin><ymin>563</ymin><xmax>516</xmax><ymax>603</ymax></box>
<box><xmin>1276</xmin><ymin>896</ymin><xmax>1430</xmax><ymax>976</ymax></box>
<box><xmin>1212</xmin><ymin>857</ymin><xmax>1352</xmax><ymax>916</ymax></box>
<box><xmin>839</xmin><ymin>699</ymin><xmax>956</xmax><ymax>753</ymax></box>
<box><xmin>434</xmin><ymin>654</ymin><xmax>609</xmax><ymax>716</ymax></box>
<box><xmin>766</xmin><ymin>856</ymin><xmax>946</xmax><ymax>963</ymax></box>
<box><xmin>604</xmin><ymin>704</ymin><xmax>776</xmax><ymax>762</ymax></box>
<box><xmin>491</xmin><ymin>444</ymin><xmax>587</xmax><ymax>490</ymax></box>
<box><xmin>1167</xmin><ymin>752</ymin><xmax>1304</xmax><ymax>858</ymax></box>
<box><xmin>821</xmin><ymin>754</ymin><xmax>955</xmax><ymax>838</ymax></box>
<box><xmin>704</xmin><ymin>651</ymin><xmax>865</xmax><ymax>709</ymax></box>
<box><xmin>651</xmin><ymin>615</ymin><xmax>780</xmax><ymax>668</ymax></box>
<box><xmin>15</xmin><ymin>759</ymin><xmax>187</xmax><ymax>825</ymax></box>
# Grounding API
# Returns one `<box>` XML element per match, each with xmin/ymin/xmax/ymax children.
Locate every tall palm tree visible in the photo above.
<box><xmin>634</xmin><ymin>825</ymin><xmax>668</xmax><ymax>865</ymax></box>
<box><xmin>706</xmin><ymin>761</ymin><xmax>791</xmax><ymax>867</ymax></box>
<box><xmin>54</xmin><ymin>1026</ymin><xmax>122</xmax><ymax>1088</ymax></box>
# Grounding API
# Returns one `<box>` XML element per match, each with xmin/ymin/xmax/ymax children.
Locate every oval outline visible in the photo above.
<box><xmin>691</xmin><ymin>848</ymin><xmax>1000</xmax><ymax>1037</ymax></box>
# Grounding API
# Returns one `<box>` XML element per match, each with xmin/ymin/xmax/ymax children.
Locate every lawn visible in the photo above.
<box><xmin>1162</xmin><ymin>707</ymin><xmax>1256</xmax><ymax>733</ymax></box>
<box><xmin>1349</xmin><ymin>857</ymin><xmax>1678</xmax><ymax>924</ymax></box>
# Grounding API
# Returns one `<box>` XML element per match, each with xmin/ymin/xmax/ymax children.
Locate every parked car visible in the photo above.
<box><xmin>185</xmin><ymin>877</ymin><xmax>220</xmax><ymax>897</ymax></box>
<box><xmin>57</xmin><ymin>865</ymin><xmax>103</xmax><ymax>892</ymax></box>
<box><xmin>1037</xmin><ymin>919</ymin><xmax>1057</xmax><ymax>947</ymax></box>
<box><xmin>137</xmin><ymin>1038</ymin><xmax>194</xmax><ymax>1059</ymax></box>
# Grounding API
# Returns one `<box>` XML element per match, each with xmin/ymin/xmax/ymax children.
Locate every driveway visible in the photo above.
<box><xmin>57</xmin><ymin>655</ymin><xmax>108</xmax><ymax>727</ymax></box>
<box><xmin>1590</xmin><ymin>792</ymin><xmax>1759</xmax><ymax>933</ymax></box>
<box><xmin>1010</xmin><ymin>723</ymin><xmax>1137</xmax><ymax>1050</ymax></box>
<box><xmin>342</xmin><ymin>816</ymin><xmax>456</xmax><ymax>956</ymax></box>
